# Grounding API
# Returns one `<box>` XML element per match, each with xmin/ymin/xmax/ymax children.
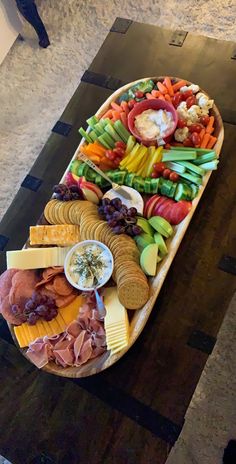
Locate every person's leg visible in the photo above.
<box><xmin>16</xmin><ymin>0</ymin><xmax>50</xmax><ymax>48</ymax></box>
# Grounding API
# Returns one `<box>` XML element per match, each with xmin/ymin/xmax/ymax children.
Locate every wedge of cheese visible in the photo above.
<box><xmin>104</xmin><ymin>287</ymin><xmax>129</xmax><ymax>355</ymax></box>
<box><xmin>30</xmin><ymin>225</ymin><xmax>80</xmax><ymax>246</ymax></box>
<box><xmin>7</xmin><ymin>246</ymin><xmax>72</xmax><ymax>270</ymax></box>
<box><xmin>14</xmin><ymin>295</ymin><xmax>84</xmax><ymax>348</ymax></box>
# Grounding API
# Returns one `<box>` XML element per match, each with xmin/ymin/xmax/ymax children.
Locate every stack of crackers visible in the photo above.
<box><xmin>44</xmin><ymin>199</ymin><xmax>150</xmax><ymax>310</ymax></box>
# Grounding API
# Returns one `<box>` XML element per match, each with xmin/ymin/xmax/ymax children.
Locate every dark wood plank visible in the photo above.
<box><xmin>0</xmin><ymin>338</ymin><xmax>168</xmax><ymax>464</ymax></box>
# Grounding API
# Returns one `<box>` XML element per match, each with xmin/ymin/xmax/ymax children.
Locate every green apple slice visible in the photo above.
<box><xmin>135</xmin><ymin>233</ymin><xmax>154</xmax><ymax>252</ymax></box>
<box><xmin>140</xmin><ymin>243</ymin><xmax>158</xmax><ymax>276</ymax></box>
<box><xmin>148</xmin><ymin>216</ymin><xmax>173</xmax><ymax>238</ymax></box>
<box><xmin>136</xmin><ymin>217</ymin><xmax>154</xmax><ymax>237</ymax></box>
<box><xmin>154</xmin><ymin>233</ymin><xmax>168</xmax><ymax>257</ymax></box>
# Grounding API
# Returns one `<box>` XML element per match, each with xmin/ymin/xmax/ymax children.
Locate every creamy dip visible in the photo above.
<box><xmin>134</xmin><ymin>109</ymin><xmax>175</xmax><ymax>141</ymax></box>
<box><xmin>67</xmin><ymin>242</ymin><xmax>113</xmax><ymax>289</ymax></box>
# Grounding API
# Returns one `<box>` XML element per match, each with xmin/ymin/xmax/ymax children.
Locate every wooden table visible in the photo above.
<box><xmin>0</xmin><ymin>18</ymin><xmax>236</xmax><ymax>464</ymax></box>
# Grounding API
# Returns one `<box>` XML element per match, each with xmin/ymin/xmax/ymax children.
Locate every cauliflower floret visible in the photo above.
<box><xmin>196</xmin><ymin>92</ymin><xmax>214</xmax><ymax>112</ymax></box>
<box><xmin>174</xmin><ymin>127</ymin><xmax>189</xmax><ymax>142</ymax></box>
<box><xmin>176</xmin><ymin>101</ymin><xmax>189</xmax><ymax>121</ymax></box>
<box><xmin>180</xmin><ymin>84</ymin><xmax>200</xmax><ymax>94</ymax></box>
<box><xmin>187</xmin><ymin>105</ymin><xmax>202</xmax><ymax>123</ymax></box>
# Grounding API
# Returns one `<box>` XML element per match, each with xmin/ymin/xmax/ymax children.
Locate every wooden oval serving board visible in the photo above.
<box><xmin>9</xmin><ymin>77</ymin><xmax>224</xmax><ymax>378</ymax></box>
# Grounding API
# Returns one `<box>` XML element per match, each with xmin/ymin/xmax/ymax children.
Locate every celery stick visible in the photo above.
<box><xmin>78</xmin><ymin>127</ymin><xmax>93</xmax><ymax>143</ymax></box>
<box><xmin>165</xmin><ymin>161</ymin><xmax>186</xmax><ymax>174</ymax></box>
<box><xmin>180</xmin><ymin>172</ymin><xmax>202</xmax><ymax>185</ymax></box>
<box><xmin>175</xmin><ymin>161</ymin><xmax>205</xmax><ymax>176</ymax></box>
<box><xmin>86</xmin><ymin>116</ymin><xmax>99</xmax><ymax>128</ymax></box>
<box><xmin>198</xmin><ymin>160</ymin><xmax>219</xmax><ymax>170</ymax></box>
<box><xmin>193</xmin><ymin>152</ymin><xmax>217</xmax><ymax>165</ymax></box>
<box><xmin>162</xmin><ymin>151</ymin><xmax>197</xmax><ymax>162</ymax></box>
<box><xmin>170</xmin><ymin>146</ymin><xmax>215</xmax><ymax>155</ymax></box>
<box><xmin>97</xmin><ymin>135</ymin><xmax>111</xmax><ymax>150</ymax></box>
<box><xmin>114</xmin><ymin>120</ymin><xmax>130</xmax><ymax>143</ymax></box>
<box><xmin>94</xmin><ymin>122</ymin><xmax>104</xmax><ymax>135</ymax></box>
<box><xmin>102</xmin><ymin>132</ymin><xmax>115</xmax><ymax>148</ymax></box>
<box><xmin>88</xmin><ymin>130</ymin><xmax>98</xmax><ymax>142</ymax></box>
<box><xmin>104</xmin><ymin>124</ymin><xmax>122</xmax><ymax>142</ymax></box>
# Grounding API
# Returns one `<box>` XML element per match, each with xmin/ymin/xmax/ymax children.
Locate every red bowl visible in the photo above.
<box><xmin>127</xmin><ymin>99</ymin><xmax>178</xmax><ymax>146</ymax></box>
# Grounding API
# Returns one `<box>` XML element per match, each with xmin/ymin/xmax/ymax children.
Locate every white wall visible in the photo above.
<box><xmin>0</xmin><ymin>0</ymin><xmax>22</xmax><ymax>65</ymax></box>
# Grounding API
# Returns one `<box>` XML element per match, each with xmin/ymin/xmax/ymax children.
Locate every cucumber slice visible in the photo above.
<box><xmin>133</xmin><ymin>176</ymin><xmax>145</xmax><ymax>193</ymax></box>
<box><xmin>78</xmin><ymin>128</ymin><xmax>93</xmax><ymax>143</ymax></box>
<box><xmin>190</xmin><ymin>184</ymin><xmax>199</xmax><ymax>200</ymax></box>
<box><xmin>118</xmin><ymin>92</ymin><xmax>129</xmax><ymax>103</ymax></box>
<box><xmin>175</xmin><ymin>161</ymin><xmax>205</xmax><ymax>176</ymax></box>
<box><xmin>86</xmin><ymin>116</ymin><xmax>99</xmax><ymax>128</ymax></box>
<box><xmin>150</xmin><ymin>178</ymin><xmax>159</xmax><ymax>194</ymax></box>
<box><xmin>179</xmin><ymin>172</ymin><xmax>202</xmax><ymax>186</ymax></box>
<box><xmin>86</xmin><ymin>168</ymin><xmax>97</xmax><ymax>182</ymax></box>
<box><xmin>165</xmin><ymin>161</ymin><xmax>186</xmax><ymax>174</ymax></box>
<box><xmin>144</xmin><ymin>178</ymin><xmax>152</xmax><ymax>194</ymax></box>
<box><xmin>70</xmin><ymin>159</ymin><xmax>81</xmax><ymax>175</ymax></box>
<box><xmin>160</xmin><ymin>179</ymin><xmax>175</xmax><ymax>197</ymax></box>
<box><xmin>95</xmin><ymin>173</ymin><xmax>103</xmax><ymax>186</ymax></box>
<box><xmin>100</xmin><ymin>177</ymin><xmax>110</xmax><ymax>188</ymax></box>
<box><xmin>114</xmin><ymin>120</ymin><xmax>130</xmax><ymax>143</ymax></box>
<box><xmin>78</xmin><ymin>163</ymin><xmax>90</xmax><ymax>177</ymax></box>
<box><xmin>125</xmin><ymin>172</ymin><xmax>136</xmax><ymax>187</ymax></box>
<box><xmin>169</xmin><ymin>182</ymin><xmax>178</xmax><ymax>198</ymax></box>
<box><xmin>174</xmin><ymin>183</ymin><xmax>192</xmax><ymax>201</ymax></box>
<box><xmin>104</xmin><ymin>124</ymin><xmax>122</xmax><ymax>142</ymax></box>
<box><xmin>113</xmin><ymin>171</ymin><xmax>127</xmax><ymax>184</ymax></box>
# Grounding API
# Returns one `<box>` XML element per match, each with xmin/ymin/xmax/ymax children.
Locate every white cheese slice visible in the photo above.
<box><xmin>7</xmin><ymin>247</ymin><xmax>72</xmax><ymax>270</ymax></box>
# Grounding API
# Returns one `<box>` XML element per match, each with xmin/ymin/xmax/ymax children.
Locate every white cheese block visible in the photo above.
<box><xmin>104</xmin><ymin>287</ymin><xmax>129</xmax><ymax>353</ymax></box>
<box><xmin>7</xmin><ymin>247</ymin><xmax>72</xmax><ymax>270</ymax></box>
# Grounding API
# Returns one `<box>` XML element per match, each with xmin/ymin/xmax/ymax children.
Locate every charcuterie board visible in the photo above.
<box><xmin>2</xmin><ymin>76</ymin><xmax>224</xmax><ymax>378</ymax></box>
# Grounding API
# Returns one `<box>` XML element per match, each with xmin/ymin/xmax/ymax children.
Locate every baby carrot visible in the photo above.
<box><xmin>146</xmin><ymin>92</ymin><xmax>156</xmax><ymax>100</ymax></box>
<box><xmin>200</xmin><ymin>133</ymin><xmax>211</xmax><ymax>148</ymax></box>
<box><xmin>172</xmin><ymin>80</ymin><xmax>187</xmax><ymax>92</ymax></box>
<box><xmin>120</xmin><ymin>101</ymin><xmax>129</xmax><ymax>115</ymax></box>
<box><xmin>164</xmin><ymin>94</ymin><xmax>172</xmax><ymax>103</ymax></box>
<box><xmin>157</xmin><ymin>81</ymin><xmax>168</xmax><ymax>94</ymax></box>
<box><xmin>111</xmin><ymin>102</ymin><xmax>122</xmax><ymax>112</ymax></box>
<box><xmin>120</xmin><ymin>112</ymin><xmax>128</xmax><ymax>129</ymax></box>
<box><xmin>199</xmin><ymin>128</ymin><xmax>206</xmax><ymax>142</ymax></box>
<box><xmin>158</xmin><ymin>94</ymin><xmax>166</xmax><ymax>101</ymax></box>
<box><xmin>111</xmin><ymin>110</ymin><xmax>121</xmax><ymax>121</ymax></box>
<box><xmin>151</xmin><ymin>90</ymin><xmax>162</xmax><ymax>98</ymax></box>
<box><xmin>206</xmin><ymin>116</ymin><xmax>215</xmax><ymax>134</ymax></box>
<box><xmin>206</xmin><ymin>136</ymin><xmax>217</xmax><ymax>149</ymax></box>
<box><xmin>164</xmin><ymin>77</ymin><xmax>174</xmax><ymax>96</ymax></box>
<box><xmin>101</xmin><ymin>109</ymin><xmax>113</xmax><ymax>119</ymax></box>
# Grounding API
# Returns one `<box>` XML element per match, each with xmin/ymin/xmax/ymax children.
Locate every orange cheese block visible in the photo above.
<box><xmin>14</xmin><ymin>295</ymin><xmax>84</xmax><ymax>348</ymax></box>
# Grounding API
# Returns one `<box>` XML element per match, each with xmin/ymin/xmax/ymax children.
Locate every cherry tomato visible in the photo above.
<box><xmin>162</xmin><ymin>168</ymin><xmax>171</xmax><ymax>179</ymax></box>
<box><xmin>191</xmin><ymin>132</ymin><xmax>201</xmax><ymax>147</ymax></box>
<box><xmin>177</xmin><ymin>118</ymin><xmax>187</xmax><ymax>128</ymax></box>
<box><xmin>181</xmin><ymin>90</ymin><xmax>193</xmax><ymax>100</ymax></box>
<box><xmin>153</xmin><ymin>162</ymin><xmax>166</xmax><ymax>173</ymax></box>
<box><xmin>135</xmin><ymin>90</ymin><xmax>144</xmax><ymax>99</ymax></box>
<box><xmin>115</xmin><ymin>141</ymin><xmax>126</xmax><ymax>149</ymax></box>
<box><xmin>169</xmin><ymin>172</ymin><xmax>179</xmax><ymax>182</ymax></box>
<box><xmin>183</xmin><ymin>137</ymin><xmax>194</xmax><ymax>147</ymax></box>
<box><xmin>128</xmin><ymin>99</ymin><xmax>136</xmax><ymax>109</ymax></box>
<box><xmin>172</xmin><ymin>92</ymin><xmax>182</xmax><ymax>108</ymax></box>
<box><xmin>113</xmin><ymin>157</ymin><xmax>121</xmax><ymax>167</ymax></box>
<box><xmin>113</xmin><ymin>147</ymin><xmax>125</xmax><ymax>157</ymax></box>
<box><xmin>186</xmin><ymin>95</ymin><xmax>197</xmax><ymax>108</ymax></box>
<box><xmin>200</xmin><ymin>115</ymin><xmax>210</xmax><ymax>126</ymax></box>
<box><xmin>151</xmin><ymin>171</ymin><xmax>160</xmax><ymax>178</ymax></box>
<box><xmin>189</xmin><ymin>123</ymin><xmax>203</xmax><ymax>133</ymax></box>
<box><xmin>105</xmin><ymin>150</ymin><xmax>115</xmax><ymax>161</ymax></box>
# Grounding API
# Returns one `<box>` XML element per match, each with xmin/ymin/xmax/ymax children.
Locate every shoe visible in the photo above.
<box><xmin>39</xmin><ymin>35</ymin><xmax>50</xmax><ymax>48</ymax></box>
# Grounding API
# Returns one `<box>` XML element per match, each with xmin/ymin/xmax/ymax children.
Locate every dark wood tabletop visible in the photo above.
<box><xmin>0</xmin><ymin>18</ymin><xmax>236</xmax><ymax>464</ymax></box>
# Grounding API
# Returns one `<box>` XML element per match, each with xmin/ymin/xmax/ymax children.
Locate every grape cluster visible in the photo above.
<box><xmin>98</xmin><ymin>198</ymin><xmax>142</xmax><ymax>237</ymax></box>
<box><xmin>53</xmin><ymin>183</ymin><xmax>83</xmax><ymax>201</ymax></box>
<box><xmin>11</xmin><ymin>292</ymin><xmax>58</xmax><ymax>325</ymax></box>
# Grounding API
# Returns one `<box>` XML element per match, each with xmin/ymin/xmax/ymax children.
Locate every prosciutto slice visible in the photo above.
<box><xmin>26</xmin><ymin>301</ymin><xmax>107</xmax><ymax>369</ymax></box>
